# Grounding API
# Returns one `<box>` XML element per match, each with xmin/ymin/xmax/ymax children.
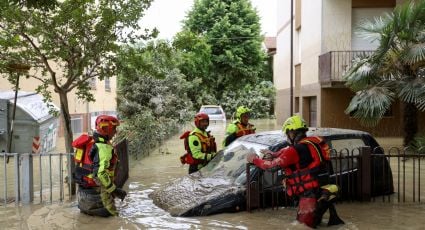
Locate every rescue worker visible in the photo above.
<box><xmin>246</xmin><ymin>115</ymin><xmax>344</xmax><ymax>228</ymax></box>
<box><xmin>223</xmin><ymin>106</ymin><xmax>255</xmax><ymax>147</ymax></box>
<box><xmin>187</xmin><ymin>112</ymin><xmax>217</xmax><ymax>174</ymax></box>
<box><xmin>78</xmin><ymin>115</ymin><xmax>127</xmax><ymax>217</ymax></box>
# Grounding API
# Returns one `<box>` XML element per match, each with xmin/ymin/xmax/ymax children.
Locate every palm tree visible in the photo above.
<box><xmin>344</xmin><ymin>1</ymin><xmax>425</xmax><ymax>147</ymax></box>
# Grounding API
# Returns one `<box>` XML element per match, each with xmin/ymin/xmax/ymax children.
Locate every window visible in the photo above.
<box><xmin>71</xmin><ymin>116</ymin><xmax>83</xmax><ymax>134</ymax></box>
<box><xmin>329</xmin><ymin>138</ymin><xmax>365</xmax><ymax>172</ymax></box>
<box><xmin>105</xmin><ymin>77</ymin><xmax>111</xmax><ymax>92</ymax></box>
<box><xmin>295</xmin><ymin>97</ymin><xmax>300</xmax><ymax>113</ymax></box>
<box><xmin>309</xmin><ymin>97</ymin><xmax>317</xmax><ymax>127</ymax></box>
<box><xmin>89</xmin><ymin>77</ymin><xmax>96</xmax><ymax>90</ymax></box>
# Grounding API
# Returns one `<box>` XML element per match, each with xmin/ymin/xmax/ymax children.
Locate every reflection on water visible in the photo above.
<box><xmin>1</xmin><ymin>119</ymin><xmax>425</xmax><ymax>229</ymax></box>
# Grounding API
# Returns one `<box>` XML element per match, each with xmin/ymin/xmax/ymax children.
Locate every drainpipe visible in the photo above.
<box><xmin>290</xmin><ymin>0</ymin><xmax>294</xmax><ymax>116</ymax></box>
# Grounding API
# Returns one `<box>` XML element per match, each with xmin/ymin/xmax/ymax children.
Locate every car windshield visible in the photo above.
<box><xmin>201</xmin><ymin>107</ymin><xmax>222</xmax><ymax>115</ymax></box>
<box><xmin>198</xmin><ymin>132</ymin><xmax>284</xmax><ymax>185</ymax></box>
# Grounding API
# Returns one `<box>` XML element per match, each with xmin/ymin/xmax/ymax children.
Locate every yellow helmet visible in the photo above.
<box><xmin>282</xmin><ymin>115</ymin><xmax>308</xmax><ymax>133</ymax></box>
<box><xmin>235</xmin><ymin>106</ymin><xmax>251</xmax><ymax>120</ymax></box>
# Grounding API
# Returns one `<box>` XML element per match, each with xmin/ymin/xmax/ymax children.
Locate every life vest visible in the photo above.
<box><xmin>72</xmin><ymin>134</ymin><xmax>118</xmax><ymax>188</ymax></box>
<box><xmin>72</xmin><ymin>133</ymin><xmax>97</xmax><ymax>187</ymax></box>
<box><xmin>235</xmin><ymin>122</ymin><xmax>255</xmax><ymax>137</ymax></box>
<box><xmin>284</xmin><ymin>136</ymin><xmax>330</xmax><ymax>196</ymax></box>
<box><xmin>179</xmin><ymin>130</ymin><xmax>217</xmax><ymax>165</ymax></box>
<box><xmin>94</xmin><ymin>141</ymin><xmax>118</xmax><ymax>178</ymax></box>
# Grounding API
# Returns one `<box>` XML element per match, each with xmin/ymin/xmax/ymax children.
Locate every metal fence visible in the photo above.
<box><xmin>0</xmin><ymin>152</ymin><xmax>73</xmax><ymax>206</ymax></box>
<box><xmin>0</xmin><ymin>139</ymin><xmax>128</xmax><ymax>206</ymax></box>
<box><xmin>246</xmin><ymin>146</ymin><xmax>424</xmax><ymax>211</ymax></box>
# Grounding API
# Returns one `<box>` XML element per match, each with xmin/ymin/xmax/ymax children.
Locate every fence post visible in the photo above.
<box><xmin>21</xmin><ymin>153</ymin><xmax>34</xmax><ymax>204</ymax></box>
<box><xmin>14</xmin><ymin>154</ymin><xmax>20</xmax><ymax>204</ymax></box>
<box><xmin>358</xmin><ymin>146</ymin><xmax>371</xmax><ymax>201</ymax></box>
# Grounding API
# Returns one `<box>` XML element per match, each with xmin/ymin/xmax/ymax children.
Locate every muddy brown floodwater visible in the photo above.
<box><xmin>1</xmin><ymin>119</ymin><xmax>425</xmax><ymax>229</ymax></box>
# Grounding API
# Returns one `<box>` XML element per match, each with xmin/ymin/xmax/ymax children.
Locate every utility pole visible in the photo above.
<box><xmin>6</xmin><ymin>63</ymin><xmax>30</xmax><ymax>163</ymax></box>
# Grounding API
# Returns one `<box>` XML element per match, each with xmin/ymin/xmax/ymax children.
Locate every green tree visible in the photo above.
<box><xmin>0</xmin><ymin>0</ymin><xmax>156</xmax><ymax>153</ymax></box>
<box><xmin>344</xmin><ymin>1</ymin><xmax>425</xmax><ymax>146</ymax></box>
<box><xmin>116</xmin><ymin>41</ymin><xmax>194</xmax><ymax>157</ymax></box>
<box><xmin>5</xmin><ymin>0</ymin><xmax>57</xmax><ymax>9</ymax></box>
<box><xmin>175</xmin><ymin>0</ymin><xmax>268</xmax><ymax>103</ymax></box>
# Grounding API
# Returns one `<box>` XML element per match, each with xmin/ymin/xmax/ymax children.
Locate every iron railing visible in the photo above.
<box><xmin>0</xmin><ymin>138</ymin><xmax>128</xmax><ymax>206</ymax></box>
<box><xmin>0</xmin><ymin>152</ymin><xmax>73</xmax><ymax>206</ymax></box>
<box><xmin>246</xmin><ymin>146</ymin><xmax>424</xmax><ymax>211</ymax></box>
<box><xmin>318</xmin><ymin>51</ymin><xmax>374</xmax><ymax>87</ymax></box>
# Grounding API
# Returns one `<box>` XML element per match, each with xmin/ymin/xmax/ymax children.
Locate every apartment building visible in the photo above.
<box><xmin>274</xmin><ymin>0</ymin><xmax>425</xmax><ymax>136</ymax></box>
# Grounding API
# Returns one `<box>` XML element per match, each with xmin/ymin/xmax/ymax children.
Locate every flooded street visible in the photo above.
<box><xmin>1</xmin><ymin>119</ymin><xmax>425</xmax><ymax>229</ymax></box>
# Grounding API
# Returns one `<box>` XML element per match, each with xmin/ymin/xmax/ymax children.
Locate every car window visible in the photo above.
<box><xmin>201</xmin><ymin>107</ymin><xmax>222</xmax><ymax>115</ymax></box>
<box><xmin>328</xmin><ymin>138</ymin><xmax>365</xmax><ymax>172</ymax></box>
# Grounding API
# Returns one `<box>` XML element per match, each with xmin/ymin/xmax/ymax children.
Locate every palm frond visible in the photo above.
<box><xmin>403</xmin><ymin>43</ymin><xmax>425</xmax><ymax>65</ymax></box>
<box><xmin>398</xmin><ymin>78</ymin><xmax>425</xmax><ymax>111</ymax></box>
<box><xmin>345</xmin><ymin>86</ymin><xmax>394</xmax><ymax>127</ymax></box>
<box><xmin>408</xmin><ymin>133</ymin><xmax>425</xmax><ymax>154</ymax></box>
<box><xmin>355</xmin><ymin>15</ymin><xmax>391</xmax><ymax>43</ymax></box>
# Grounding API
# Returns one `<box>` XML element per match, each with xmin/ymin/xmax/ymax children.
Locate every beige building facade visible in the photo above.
<box><xmin>274</xmin><ymin>0</ymin><xmax>425</xmax><ymax>137</ymax></box>
<box><xmin>0</xmin><ymin>73</ymin><xmax>117</xmax><ymax>136</ymax></box>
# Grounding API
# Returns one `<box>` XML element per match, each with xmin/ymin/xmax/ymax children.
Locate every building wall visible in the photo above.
<box><xmin>274</xmin><ymin>0</ymin><xmax>424</xmax><ymax>137</ymax></box>
<box><xmin>322</xmin><ymin>0</ymin><xmax>352</xmax><ymax>52</ymax></box>
<box><xmin>0</xmin><ymin>72</ymin><xmax>117</xmax><ymax>136</ymax></box>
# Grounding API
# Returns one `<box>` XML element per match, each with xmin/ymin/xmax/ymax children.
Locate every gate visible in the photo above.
<box><xmin>246</xmin><ymin>146</ymin><xmax>424</xmax><ymax>211</ymax></box>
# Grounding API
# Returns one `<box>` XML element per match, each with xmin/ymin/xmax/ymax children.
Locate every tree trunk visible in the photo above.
<box><xmin>58</xmin><ymin>91</ymin><xmax>74</xmax><ymax>153</ymax></box>
<box><xmin>58</xmin><ymin>90</ymin><xmax>76</xmax><ymax>194</ymax></box>
<box><xmin>403</xmin><ymin>102</ymin><xmax>418</xmax><ymax>147</ymax></box>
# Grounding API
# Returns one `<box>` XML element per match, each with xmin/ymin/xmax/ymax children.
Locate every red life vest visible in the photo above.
<box><xmin>235</xmin><ymin>122</ymin><xmax>255</xmax><ymax>137</ymax></box>
<box><xmin>72</xmin><ymin>134</ymin><xmax>118</xmax><ymax>188</ymax></box>
<box><xmin>72</xmin><ymin>134</ymin><xmax>97</xmax><ymax>187</ymax></box>
<box><xmin>179</xmin><ymin>130</ymin><xmax>217</xmax><ymax>165</ymax></box>
<box><xmin>285</xmin><ymin>136</ymin><xmax>330</xmax><ymax>196</ymax></box>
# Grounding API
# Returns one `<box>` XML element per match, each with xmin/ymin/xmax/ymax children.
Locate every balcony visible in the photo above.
<box><xmin>318</xmin><ymin>51</ymin><xmax>374</xmax><ymax>88</ymax></box>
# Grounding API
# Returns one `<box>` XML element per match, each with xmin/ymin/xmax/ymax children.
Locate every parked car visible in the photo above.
<box><xmin>149</xmin><ymin>128</ymin><xmax>394</xmax><ymax>217</ymax></box>
<box><xmin>199</xmin><ymin>105</ymin><xmax>226</xmax><ymax>122</ymax></box>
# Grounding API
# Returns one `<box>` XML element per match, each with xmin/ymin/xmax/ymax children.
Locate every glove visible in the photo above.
<box><xmin>246</xmin><ymin>152</ymin><xmax>258</xmax><ymax>164</ymax></box>
<box><xmin>260</xmin><ymin>149</ymin><xmax>274</xmax><ymax>160</ymax></box>
<box><xmin>111</xmin><ymin>188</ymin><xmax>127</xmax><ymax>201</ymax></box>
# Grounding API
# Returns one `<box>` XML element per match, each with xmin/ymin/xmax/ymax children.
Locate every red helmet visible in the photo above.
<box><xmin>95</xmin><ymin>115</ymin><xmax>120</xmax><ymax>138</ymax></box>
<box><xmin>194</xmin><ymin>112</ymin><xmax>209</xmax><ymax>128</ymax></box>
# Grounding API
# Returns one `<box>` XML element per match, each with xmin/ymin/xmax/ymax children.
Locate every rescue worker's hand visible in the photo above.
<box><xmin>246</xmin><ymin>152</ymin><xmax>258</xmax><ymax>163</ymax></box>
<box><xmin>112</xmin><ymin>188</ymin><xmax>127</xmax><ymax>201</ymax></box>
<box><xmin>260</xmin><ymin>149</ymin><xmax>274</xmax><ymax>160</ymax></box>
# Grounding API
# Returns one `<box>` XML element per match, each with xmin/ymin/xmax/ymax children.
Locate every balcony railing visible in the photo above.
<box><xmin>319</xmin><ymin>51</ymin><xmax>374</xmax><ymax>88</ymax></box>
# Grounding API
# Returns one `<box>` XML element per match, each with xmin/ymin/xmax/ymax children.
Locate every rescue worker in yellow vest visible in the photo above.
<box><xmin>246</xmin><ymin>115</ymin><xmax>344</xmax><ymax>228</ymax></box>
<box><xmin>79</xmin><ymin>115</ymin><xmax>127</xmax><ymax>217</ymax></box>
<box><xmin>188</xmin><ymin>112</ymin><xmax>217</xmax><ymax>174</ymax></box>
<box><xmin>223</xmin><ymin>106</ymin><xmax>255</xmax><ymax>147</ymax></box>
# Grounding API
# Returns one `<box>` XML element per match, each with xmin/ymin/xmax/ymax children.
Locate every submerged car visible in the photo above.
<box><xmin>199</xmin><ymin>105</ymin><xmax>226</xmax><ymax>122</ymax></box>
<box><xmin>149</xmin><ymin>128</ymin><xmax>394</xmax><ymax>217</ymax></box>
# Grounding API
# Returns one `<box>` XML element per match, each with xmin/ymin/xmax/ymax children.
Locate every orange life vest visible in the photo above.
<box><xmin>180</xmin><ymin>130</ymin><xmax>217</xmax><ymax>165</ymax></box>
<box><xmin>285</xmin><ymin>136</ymin><xmax>330</xmax><ymax>196</ymax></box>
<box><xmin>235</xmin><ymin>122</ymin><xmax>255</xmax><ymax>137</ymax></box>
